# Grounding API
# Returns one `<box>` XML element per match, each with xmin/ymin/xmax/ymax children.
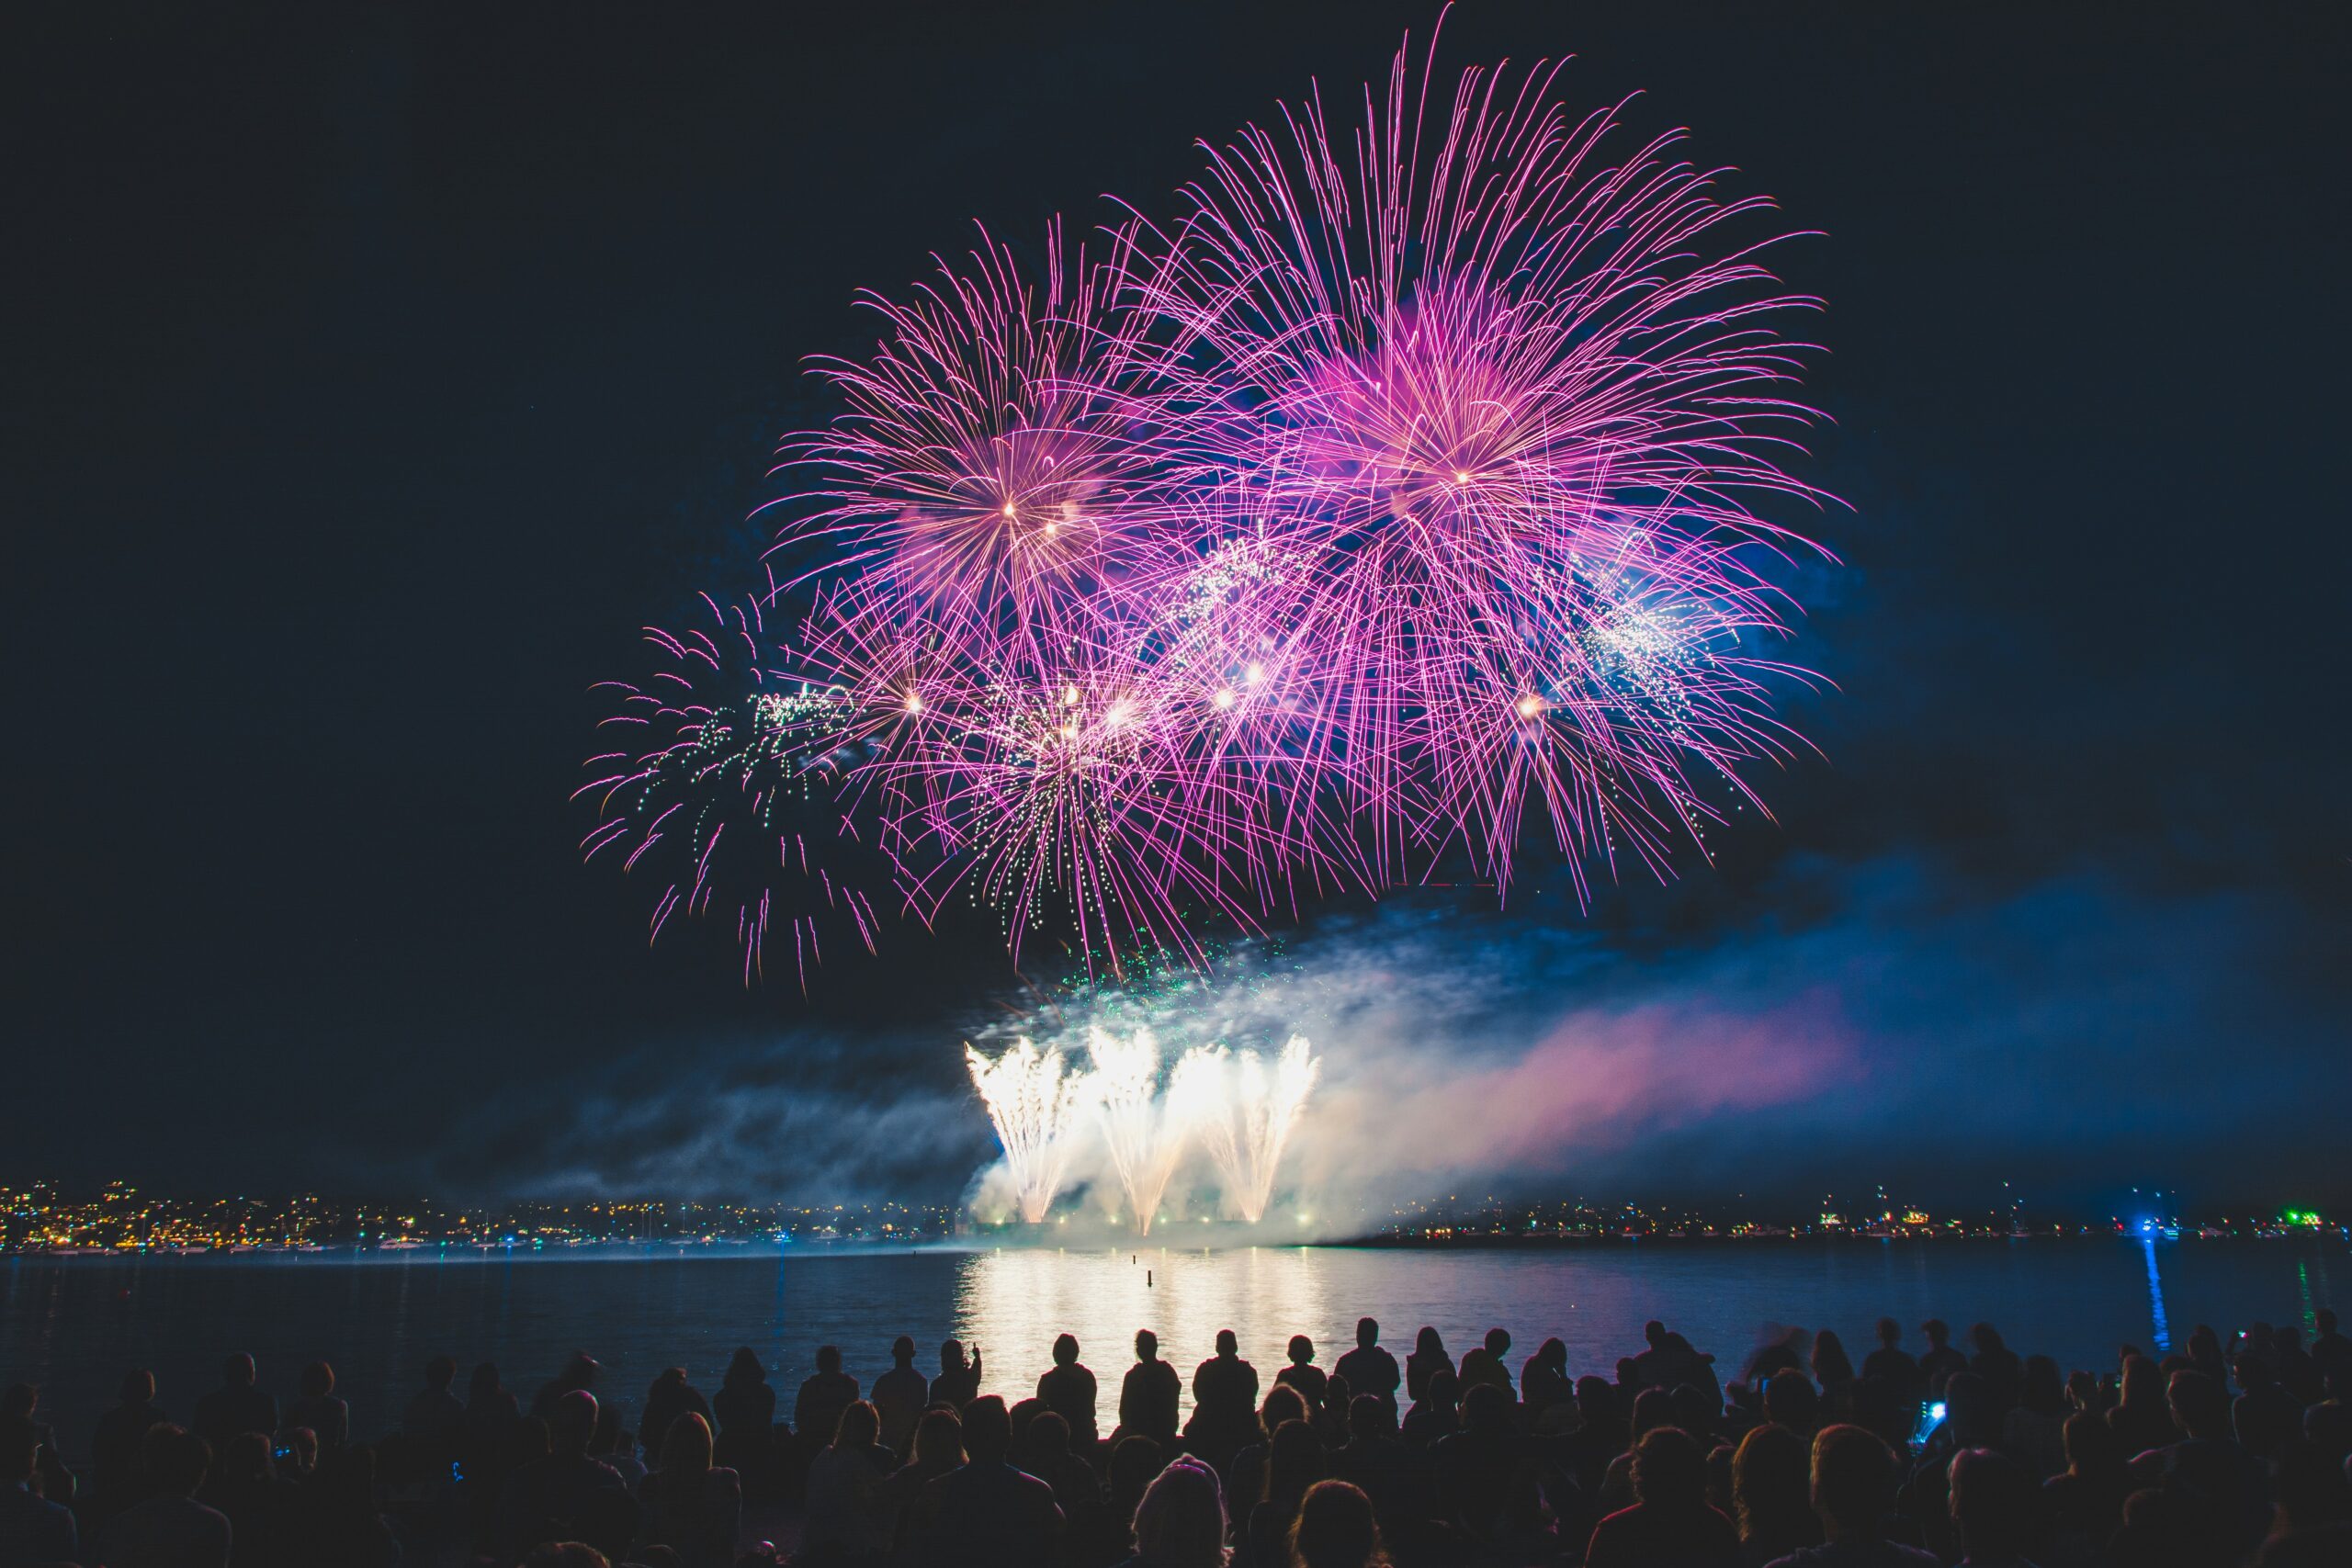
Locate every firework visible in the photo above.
<box><xmin>1081</xmin><ymin>1028</ymin><xmax>1201</xmax><ymax>1235</ymax></box>
<box><xmin>966</xmin><ymin>1039</ymin><xmax>1096</xmax><ymax>1223</ymax></box>
<box><xmin>1123</xmin><ymin>23</ymin><xmax>1828</xmax><ymax>898</ymax></box>
<box><xmin>574</xmin><ymin>593</ymin><xmax>884</xmax><ymax>990</ymax></box>
<box><xmin>1183</xmin><ymin>1035</ymin><xmax>1320</xmax><ymax>1223</ymax></box>
<box><xmin>586</xmin><ymin>24</ymin><xmax>1830</xmax><ymax>982</ymax></box>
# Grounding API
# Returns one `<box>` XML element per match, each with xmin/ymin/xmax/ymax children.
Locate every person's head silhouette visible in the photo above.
<box><xmin>1216</xmin><ymin>1329</ymin><xmax>1238</xmax><ymax>1358</ymax></box>
<box><xmin>549</xmin><ymin>1391</ymin><xmax>597</xmax><ymax>1458</ymax></box>
<box><xmin>1136</xmin><ymin>1329</ymin><xmax>1159</xmax><ymax>1363</ymax></box>
<box><xmin>1810</xmin><ymin>1424</ymin><xmax>1900</xmax><ymax>1541</ymax></box>
<box><xmin>143</xmin><ymin>1424</ymin><xmax>211</xmax><ymax>1498</ymax></box>
<box><xmin>1133</xmin><ymin>1457</ymin><xmax>1225</xmax><ymax>1568</ymax></box>
<box><xmin>120</xmin><ymin>1369</ymin><xmax>156</xmax><ymax>1406</ymax></box>
<box><xmin>816</xmin><ymin>1346</ymin><xmax>842</xmax><ymax>1374</ymax></box>
<box><xmin>222</xmin><ymin>1354</ymin><xmax>256</xmax><ymax>1389</ymax></box>
<box><xmin>1876</xmin><ymin>1317</ymin><xmax>1902</xmax><ymax>1349</ymax></box>
<box><xmin>424</xmin><ymin>1355</ymin><xmax>456</xmax><ymax>1390</ymax></box>
<box><xmin>961</xmin><ymin>1396</ymin><xmax>1012</xmax><ymax>1464</ymax></box>
<box><xmin>1289</xmin><ymin>1336</ymin><xmax>1316</xmax><ymax>1368</ymax></box>
<box><xmin>1645</xmin><ymin>1321</ymin><xmax>1668</xmax><ymax>1348</ymax></box>
<box><xmin>1355</xmin><ymin>1317</ymin><xmax>1379</xmax><ymax>1349</ymax></box>
<box><xmin>891</xmin><ymin>1336</ymin><xmax>915</xmax><ymax>1367</ymax></box>
<box><xmin>1484</xmin><ymin>1327</ymin><xmax>1510</xmax><ymax>1359</ymax></box>
<box><xmin>1052</xmin><ymin>1334</ymin><xmax>1080</xmax><ymax>1369</ymax></box>
<box><xmin>1949</xmin><ymin>1447</ymin><xmax>2036</xmax><ymax>1562</ymax></box>
<box><xmin>1632</xmin><ymin>1427</ymin><xmax>1707</xmax><ymax>1511</ymax></box>
<box><xmin>1289</xmin><ymin>1478</ymin><xmax>1384</xmax><ymax>1568</ymax></box>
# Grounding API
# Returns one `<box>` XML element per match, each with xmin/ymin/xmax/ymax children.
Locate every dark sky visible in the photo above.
<box><xmin>8</xmin><ymin>2</ymin><xmax>2347</xmax><ymax>1215</ymax></box>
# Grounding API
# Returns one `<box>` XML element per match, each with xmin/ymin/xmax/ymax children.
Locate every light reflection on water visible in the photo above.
<box><xmin>956</xmin><ymin>1247</ymin><xmax>1329</xmax><ymax>1407</ymax></box>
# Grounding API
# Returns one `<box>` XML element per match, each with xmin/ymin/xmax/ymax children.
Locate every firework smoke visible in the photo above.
<box><xmin>1184</xmin><ymin>1035</ymin><xmax>1321</xmax><ymax>1224</ymax></box>
<box><xmin>965</xmin><ymin>1039</ymin><xmax>1095</xmax><ymax>1223</ymax></box>
<box><xmin>1080</xmin><ymin>1028</ymin><xmax>1200</xmax><ymax>1235</ymax></box>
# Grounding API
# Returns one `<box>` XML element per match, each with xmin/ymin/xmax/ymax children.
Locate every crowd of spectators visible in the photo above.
<box><xmin>5</xmin><ymin>1305</ymin><xmax>2349</xmax><ymax>1567</ymax></box>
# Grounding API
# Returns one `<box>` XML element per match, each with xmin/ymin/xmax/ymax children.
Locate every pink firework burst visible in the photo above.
<box><xmin>1122</xmin><ymin>22</ymin><xmax>1833</xmax><ymax>898</ymax></box>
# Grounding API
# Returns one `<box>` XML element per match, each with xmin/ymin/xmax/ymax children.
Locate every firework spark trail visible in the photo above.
<box><xmin>966</xmin><ymin>1039</ymin><xmax>1096</xmax><ymax>1223</ymax></box>
<box><xmin>1182</xmin><ymin>1036</ymin><xmax>1320</xmax><ymax>1223</ymax></box>
<box><xmin>573</xmin><ymin>593</ymin><xmax>882</xmax><ymax>991</ymax></box>
<box><xmin>1081</xmin><ymin>1028</ymin><xmax>1201</xmax><ymax>1235</ymax></box>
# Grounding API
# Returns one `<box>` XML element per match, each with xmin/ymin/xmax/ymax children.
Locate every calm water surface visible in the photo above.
<box><xmin>6</xmin><ymin>1239</ymin><xmax>2343</xmax><ymax>1461</ymax></box>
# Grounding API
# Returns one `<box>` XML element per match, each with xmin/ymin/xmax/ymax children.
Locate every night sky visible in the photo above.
<box><xmin>9</xmin><ymin>3</ymin><xmax>2347</xmax><ymax>1215</ymax></box>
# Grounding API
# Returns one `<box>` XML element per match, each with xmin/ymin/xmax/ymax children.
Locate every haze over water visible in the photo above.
<box><xmin>6</xmin><ymin>1239</ymin><xmax>2342</xmax><ymax>1463</ymax></box>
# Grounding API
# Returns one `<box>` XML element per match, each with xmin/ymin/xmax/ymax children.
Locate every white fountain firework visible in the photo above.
<box><xmin>1182</xmin><ymin>1034</ymin><xmax>1320</xmax><ymax>1223</ymax></box>
<box><xmin>966</xmin><ymin>1039</ymin><xmax>1095</xmax><ymax>1223</ymax></box>
<box><xmin>1082</xmin><ymin>1027</ymin><xmax>1204</xmax><ymax>1235</ymax></box>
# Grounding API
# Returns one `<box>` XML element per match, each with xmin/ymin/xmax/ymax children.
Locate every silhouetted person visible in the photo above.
<box><xmin>0</xmin><ymin>1412</ymin><xmax>75</xmax><ymax>1567</ymax></box>
<box><xmin>713</xmin><ymin>1347</ymin><xmax>777</xmax><ymax>1479</ymax></box>
<box><xmin>2001</xmin><ymin>1354</ymin><xmax>2069</xmax><ymax>1478</ymax></box>
<box><xmin>401</xmin><ymin>1355</ymin><xmax>464</xmax><ymax>1443</ymax></box>
<box><xmin>1330</xmin><ymin>1393</ymin><xmax>1413</xmax><ymax>1536</ymax></box>
<box><xmin>1763</xmin><ymin>1424</ymin><xmax>1937</xmax><ymax>1568</ymax></box>
<box><xmin>281</xmin><ymin>1359</ymin><xmax>347</xmax><ymax>1454</ymax></box>
<box><xmin>1400</xmin><ymin>1369</ymin><xmax>1458</xmax><ymax>1450</ymax></box>
<box><xmin>1457</xmin><ymin>1327</ymin><xmax>1514</xmax><ymax>1399</ymax></box>
<box><xmin>1434</xmin><ymin>1382</ymin><xmax>1532</xmax><ymax>1542</ymax></box>
<box><xmin>533</xmin><ymin>1352</ymin><xmax>602</xmax><ymax>1422</ymax></box>
<box><xmin>2126</xmin><ymin>1369</ymin><xmax>2270</xmax><ymax>1560</ymax></box>
<box><xmin>1276</xmin><ymin>1337</ymin><xmax>1329</xmax><ymax>1416</ymax></box>
<box><xmin>1812</xmin><ymin>1332</ymin><xmax>1857</xmax><ymax>1411</ymax></box>
<box><xmin>2041</xmin><ymin>1410</ymin><xmax>2129</xmax><ymax>1547</ymax></box>
<box><xmin>2262</xmin><ymin>1437</ymin><xmax>2352</xmax><ymax>1566</ymax></box>
<box><xmin>2312</xmin><ymin>1309</ymin><xmax>2352</xmax><ymax>1376</ymax></box>
<box><xmin>93</xmin><ymin>1368</ymin><xmax>169</xmax><ymax>1503</ymax></box>
<box><xmin>1764</xmin><ymin>1370</ymin><xmax>1822</xmax><ymax>1438</ymax></box>
<box><xmin>887</xmin><ymin>1407</ymin><xmax>965</xmax><ymax>1565</ymax></box>
<box><xmin>1918</xmin><ymin>1322</ymin><xmax>1967</xmax><ymax>1395</ymax></box>
<box><xmin>191</xmin><ymin>1355</ymin><xmax>276</xmax><ymax>1452</ymax></box>
<box><xmin>1862</xmin><ymin>1320</ymin><xmax>1921</xmax><ymax>1413</ymax></box>
<box><xmin>1287</xmin><ymin>1478</ymin><xmax>1387</xmax><ymax>1568</ymax></box>
<box><xmin>638</xmin><ymin>1365</ymin><xmax>712</xmax><ymax>1456</ymax></box>
<box><xmin>204</xmin><ymin>1430</ymin><xmax>293</xmax><ymax>1568</ymax></box>
<box><xmin>1967</xmin><ymin>1325</ymin><xmax>2021</xmax><ymax>1415</ymax></box>
<box><xmin>925</xmin><ymin>1394</ymin><xmax>1063</xmax><ymax>1568</ymax></box>
<box><xmin>497</xmin><ymin>1389</ymin><xmax>636</xmax><ymax>1564</ymax></box>
<box><xmin>1117</xmin><ymin>1330</ymin><xmax>1181</xmax><ymax>1447</ymax></box>
<box><xmin>806</xmin><ymin>1398</ymin><xmax>896</xmax><ymax>1561</ymax></box>
<box><xmin>1947</xmin><ymin>1448</ymin><xmax>2038</xmax><ymax>1568</ymax></box>
<box><xmin>871</xmin><ymin>1336</ymin><xmax>927</xmax><ymax>1456</ymax></box>
<box><xmin>2109</xmin><ymin>1354</ymin><xmax>2177</xmax><ymax>1457</ymax></box>
<box><xmin>1241</xmin><ymin>1417</ymin><xmax>1328</xmax><ymax>1567</ymax></box>
<box><xmin>1734</xmin><ymin>1423</ymin><xmax>1822</xmax><ymax>1566</ymax></box>
<box><xmin>797</xmin><ymin>1348</ymin><xmax>861</xmax><ymax>1456</ymax></box>
<box><xmin>639</xmin><ymin>1410</ymin><xmax>740</xmax><ymax>1568</ymax></box>
<box><xmin>1037</xmin><ymin>1334</ymin><xmax>1100</xmax><ymax>1450</ymax></box>
<box><xmin>932</xmin><ymin>1341</ymin><xmax>983</xmax><ymax>1410</ymax></box>
<box><xmin>1185</xmin><ymin>1329</ymin><xmax>1260</xmax><ymax>1465</ymax></box>
<box><xmin>1124</xmin><ymin>1455</ymin><xmax>1226</xmax><ymax>1568</ymax></box>
<box><xmin>1584</xmin><ymin>1426</ymin><xmax>1738</xmax><ymax>1568</ymax></box>
<box><xmin>1521</xmin><ymin>1338</ymin><xmax>1572</xmax><ymax>1421</ymax></box>
<box><xmin>2234</xmin><ymin>1352</ymin><xmax>2303</xmax><ymax>1458</ymax></box>
<box><xmin>1405</xmin><ymin>1328</ymin><xmax>1453</xmax><ymax>1404</ymax></box>
<box><xmin>96</xmin><ymin>1423</ymin><xmax>231</xmax><ymax>1568</ymax></box>
<box><xmin>1232</xmin><ymin>1387</ymin><xmax>1311</xmax><ymax>1514</ymax></box>
<box><xmin>1334</xmin><ymin>1320</ymin><xmax>1401</xmax><ymax>1417</ymax></box>
<box><xmin>1020</xmin><ymin>1409</ymin><xmax>1101</xmax><ymax>1529</ymax></box>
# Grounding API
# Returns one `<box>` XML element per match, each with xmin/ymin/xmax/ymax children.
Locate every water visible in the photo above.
<box><xmin>5</xmin><ymin>1238</ymin><xmax>2340</xmax><ymax>1461</ymax></box>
